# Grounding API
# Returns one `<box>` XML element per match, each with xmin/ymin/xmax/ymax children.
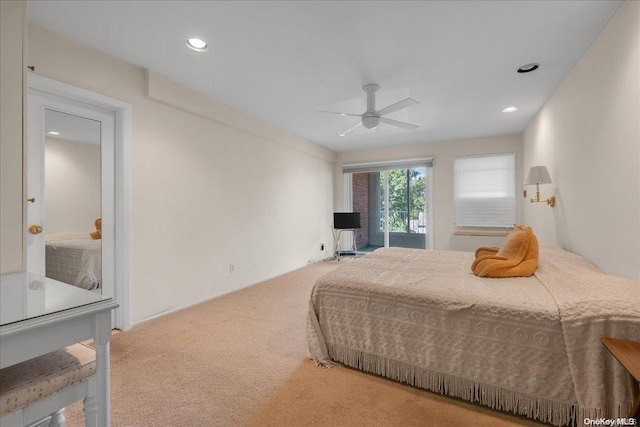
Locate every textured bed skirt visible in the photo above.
<box><xmin>327</xmin><ymin>343</ymin><xmax>582</xmax><ymax>427</ymax></box>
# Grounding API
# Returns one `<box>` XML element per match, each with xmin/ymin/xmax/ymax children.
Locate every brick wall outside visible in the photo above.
<box><xmin>352</xmin><ymin>173</ymin><xmax>369</xmax><ymax>249</ymax></box>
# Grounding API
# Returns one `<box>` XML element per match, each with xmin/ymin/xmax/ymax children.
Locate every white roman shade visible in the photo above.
<box><xmin>453</xmin><ymin>153</ymin><xmax>516</xmax><ymax>227</ymax></box>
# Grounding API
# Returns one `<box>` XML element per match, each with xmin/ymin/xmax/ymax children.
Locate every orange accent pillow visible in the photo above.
<box><xmin>90</xmin><ymin>218</ymin><xmax>101</xmax><ymax>240</ymax></box>
<box><xmin>475</xmin><ymin>246</ymin><xmax>500</xmax><ymax>258</ymax></box>
<box><xmin>471</xmin><ymin>226</ymin><xmax>539</xmax><ymax>278</ymax></box>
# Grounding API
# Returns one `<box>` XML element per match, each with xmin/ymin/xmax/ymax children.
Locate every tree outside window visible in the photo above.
<box><xmin>380</xmin><ymin>168</ymin><xmax>426</xmax><ymax>233</ymax></box>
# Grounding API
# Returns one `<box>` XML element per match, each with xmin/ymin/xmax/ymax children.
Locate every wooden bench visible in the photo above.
<box><xmin>0</xmin><ymin>343</ymin><xmax>97</xmax><ymax>427</ymax></box>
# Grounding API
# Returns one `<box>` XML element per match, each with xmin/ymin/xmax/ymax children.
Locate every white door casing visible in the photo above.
<box><xmin>27</xmin><ymin>73</ymin><xmax>131</xmax><ymax>330</ymax></box>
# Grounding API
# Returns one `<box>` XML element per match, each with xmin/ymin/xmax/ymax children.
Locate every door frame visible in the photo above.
<box><xmin>28</xmin><ymin>73</ymin><xmax>132</xmax><ymax>331</ymax></box>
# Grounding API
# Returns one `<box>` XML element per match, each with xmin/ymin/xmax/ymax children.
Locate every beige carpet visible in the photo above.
<box><xmin>66</xmin><ymin>260</ymin><xmax>543</xmax><ymax>427</ymax></box>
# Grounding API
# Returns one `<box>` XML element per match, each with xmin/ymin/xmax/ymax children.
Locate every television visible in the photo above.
<box><xmin>333</xmin><ymin>212</ymin><xmax>361</xmax><ymax>230</ymax></box>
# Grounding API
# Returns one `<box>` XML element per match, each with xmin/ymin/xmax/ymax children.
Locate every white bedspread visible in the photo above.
<box><xmin>45</xmin><ymin>234</ymin><xmax>102</xmax><ymax>291</ymax></box>
<box><xmin>306</xmin><ymin>245</ymin><xmax>640</xmax><ymax>426</ymax></box>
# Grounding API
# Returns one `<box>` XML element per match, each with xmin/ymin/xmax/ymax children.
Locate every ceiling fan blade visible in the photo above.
<box><xmin>377</xmin><ymin>98</ymin><xmax>419</xmax><ymax>116</ymax></box>
<box><xmin>379</xmin><ymin>117</ymin><xmax>418</xmax><ymax>131</ymax></box>
<box><xmin>337</xmin><ymin>121</ymin><xmax>362</xmax><ymax>136</ymax></box>
<box><xmin>318</xmin><ymin>110</ymin><xmax>363</xmax><ymax>117</ymax></box>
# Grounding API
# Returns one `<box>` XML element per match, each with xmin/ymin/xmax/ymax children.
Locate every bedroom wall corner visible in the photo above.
<box><xmin>523</xmin><ymin>0</ymin><xmax>640</xmax><ymax>281</ymax></box>
<box><xmin>45</xmin><ymin>138</ymin><xmax>101</xmax><ymax>235</ymax></box>
<box><xmin>27</xmin><ymin>23</ymin><xmax>337</xmax><ymax>323</ymax></box>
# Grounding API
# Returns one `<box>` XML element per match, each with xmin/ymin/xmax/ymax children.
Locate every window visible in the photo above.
<box><xmin>453</xmin><ymin>153</ymin><xmax>516</xmax><ymax>227</ymax></box>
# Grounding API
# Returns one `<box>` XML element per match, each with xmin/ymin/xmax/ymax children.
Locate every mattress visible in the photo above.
<box><xmin>45</xmin><ymin>233</ymin><xmax>102</xmax><ymax>291</ymax></box>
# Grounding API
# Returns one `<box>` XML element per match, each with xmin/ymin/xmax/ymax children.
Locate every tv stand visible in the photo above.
<box><xmin>332</xmin><ymin>228</ymin><xmax>358</xmax><ymax>261</ymax></box>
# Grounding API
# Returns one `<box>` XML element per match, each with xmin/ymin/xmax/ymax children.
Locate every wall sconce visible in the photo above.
<box><xmin>524</xmin><ymin>166</ymin><xmax>556</xmax><ymax>207</ymax></box>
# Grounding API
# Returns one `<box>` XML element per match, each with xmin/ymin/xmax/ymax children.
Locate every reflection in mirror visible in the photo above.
<box><xmin>43</xmin><ymin>109</ymin><xmax>102</xmax><ymax>293</ymax></box>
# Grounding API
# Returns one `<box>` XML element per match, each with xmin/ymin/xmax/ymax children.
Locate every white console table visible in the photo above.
<box><xmin>0</xmin><ymin>272</ymin><xmax>119</xmax><ymax>426</ymax></box>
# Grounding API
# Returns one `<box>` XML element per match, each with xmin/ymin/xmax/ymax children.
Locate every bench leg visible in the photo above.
<box><xmin>25</xmin><ymin>415</ymin><xmax>51</xmax><ymax>427</ymax></box>
<box><xmin>49</xmin><ymin>408</ymin><xmax>65</xmax><ymax>427</ymax></box>
<box><xmin>83</xmin><ymin>377</ymin><xmax>98</xmax><ymax>427</ymax></box>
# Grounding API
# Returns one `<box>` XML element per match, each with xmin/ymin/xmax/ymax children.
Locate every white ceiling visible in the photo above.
<box><xmin>45</xmin><ymin>109</ymin><xmax>101</xmax><ymax>145</ymax></box>
<box><xmin>28</xmin><ymin>1</ymin><xmax>622</xmax><ymax>152</ymax></box>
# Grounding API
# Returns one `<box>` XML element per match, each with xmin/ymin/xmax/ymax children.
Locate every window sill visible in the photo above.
<box><xmin>453</xmin><ymin>230</ymin><xmax>509</xmax><ymax>237</ymax></box>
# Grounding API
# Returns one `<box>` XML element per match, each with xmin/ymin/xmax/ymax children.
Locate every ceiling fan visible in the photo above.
<box><xmin>320</xmin><ymin>84</ymin><xmax>419</xmax><ymax>136</ymax></box>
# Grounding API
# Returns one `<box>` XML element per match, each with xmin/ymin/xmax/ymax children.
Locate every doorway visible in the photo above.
<box><xmin>344</xmin><ymin>160</ymin><xmax>433</xmax><ymax>251</ymax></box>
<box><xmin>377</xmin><ymin>167</ymin><xmax>429</xmax><ymax>248</ymax></box>
<box><xmin>27</xmin><ymin>74</ymin><xmax>131</xmax><ymax>330</ymax></box>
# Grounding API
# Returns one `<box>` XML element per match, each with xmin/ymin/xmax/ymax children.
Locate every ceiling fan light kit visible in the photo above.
<box><xmin>361</xmin><ymin>115</ymin><xmax>380</xmax><ymax>130</ymax></box>
<box><xmin>320</xmin><ymin>84</ymin><xmax>419</xmax><ymax>136</ymax></box>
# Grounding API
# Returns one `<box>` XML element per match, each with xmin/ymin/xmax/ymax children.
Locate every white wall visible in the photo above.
<box><xmin>45</xmin><ymin>138</ymin><xmax>101</xmax><ymax>235</ymax></box>
<box><xmin>0</xmin><ymin>0</ymin><xmax>26</xmax><ymax>274</ymax></box>
<box><xmin>336</xmin><ymin>134</ymin><xmax>523</xmax><ymax>251</ymax></box>
<box><xmin>28</xmin><ymin>23</ymin><xmax>336</xmax><ymax>323</ymax></box>
<box><xmin>523</xmin><ymin>0</ymin><xmax>640</xmax><ymax>281</ymax></box>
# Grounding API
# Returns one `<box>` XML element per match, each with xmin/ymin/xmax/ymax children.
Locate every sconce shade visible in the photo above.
<box><xmin>524</xmin><ymin>166</ymin><xmax>552</xmax><ymax>185</ymax></box>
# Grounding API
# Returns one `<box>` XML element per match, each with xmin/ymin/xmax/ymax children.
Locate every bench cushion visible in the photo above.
<box><xmin>0</xmin><ymin>343</ymin><xmax>96</xmax><ymax>416</ymax></box>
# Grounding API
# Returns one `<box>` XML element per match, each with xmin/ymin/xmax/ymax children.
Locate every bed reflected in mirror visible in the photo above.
<box><xmin>43</xmin><ymin>109</ymin><xmax>102</xmax><ymax>293</ymax></box>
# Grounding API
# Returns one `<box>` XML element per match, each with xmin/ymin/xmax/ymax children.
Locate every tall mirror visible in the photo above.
<box><xmin>42</xmin><ymin>109</ymin><xmax>103</xmax><ymax>293</ymax></box>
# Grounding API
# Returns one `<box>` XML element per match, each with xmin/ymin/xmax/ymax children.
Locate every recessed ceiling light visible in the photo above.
<box><xmin>47</xmin><ymin>131</ymin><xmax>60</xmax><ymax>135</ymax></box>
<box><xmin>502</xmin><ymin>107</ymin><xmax>518</xmax><ymax>113</ymax></box>
<box><xmin>517</xmin><ymin>63</ymin><xmax>540</xmax><ymax>73</ymax></box>
<box><xmin>186</xmin><ymin>38</ymin><xmax>209</xmax><ymax>52</ymax></box>
<box><xmin>337</xmin><ymin>132</ymin><xmax>346</xmax><ymax>137</ymax></box>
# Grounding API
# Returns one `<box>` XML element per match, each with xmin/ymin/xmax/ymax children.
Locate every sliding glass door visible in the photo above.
<box><xmin>347</xmin><ymin>163</ymin><xmax>432</xmax><ymax>252</ymax></box>
<box><xmin>381</xmin><ymin>168</ymin><xmax>427</xmax><ymax>248</ymax></box>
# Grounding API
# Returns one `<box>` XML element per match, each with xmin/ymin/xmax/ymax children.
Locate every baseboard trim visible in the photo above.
<box><xmin>131</xmin><ymin>263</ymin><xmax>312</xmax><ymax>327</ymax></box>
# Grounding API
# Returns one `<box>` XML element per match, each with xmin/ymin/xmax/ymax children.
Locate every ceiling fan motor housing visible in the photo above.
<box><xmin>362</xmin><ymin>114</ymin><xmax>381</xmax><ymax>129</ymax></box>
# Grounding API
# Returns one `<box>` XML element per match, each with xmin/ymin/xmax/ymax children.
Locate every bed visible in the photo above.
<box><xmin>306</xmin><ymin>245</ymin><xmax>640</xmax><ymax>426</ymax></box>
<box><xmin>45</xmin><ymin>233</ymin><xmax>102</xmax><ymax>291</ymax></box>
